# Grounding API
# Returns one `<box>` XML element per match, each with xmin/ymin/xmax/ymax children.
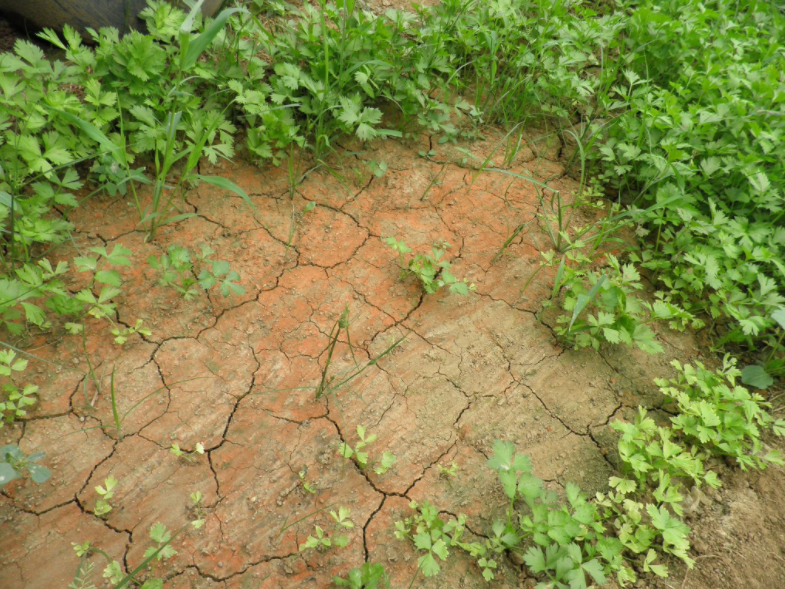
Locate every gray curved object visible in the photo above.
<box><xmin>0</xmin><ymin>0</ymin><xmax>223</xmax><ymax>34</ymax></box>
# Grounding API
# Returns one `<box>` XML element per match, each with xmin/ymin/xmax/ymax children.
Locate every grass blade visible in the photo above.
<box><xmin>194</xmin><ymin>174</ymin><xmax>258</xmax><ymax>215</ymax></box>
<box><xmin>551</xmin><ymin>256</ymin><xmax>566</xmax><ymax>299</ymax></box>
<box><xmin>111</xmin><ymin>526</ymin><xmax>185</xmax><ymax>589</ymax></box>
<box><xmin>109</xmin><ymin>367</ymin><xmax>121</xmax><ymax>439</ymax></box>
<box><xmin>568</xmin><ymin>275</ymin><xmax>606</xmax><ymax>332</ymax></box>
<box><xmin>182</xmin><ymin>8</ymin><xmax>247</xmax><ymax>71</ymax></box>
<box><xmin>51</xmin><ymin>109</ymin><xmax>126</xmax><ymax>165</ymax></box>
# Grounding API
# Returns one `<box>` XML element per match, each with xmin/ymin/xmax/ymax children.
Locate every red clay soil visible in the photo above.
<box><xmin>1</xmin><ymin>130</ymin><xmax>784</xmax><ymax>589</ymax></box>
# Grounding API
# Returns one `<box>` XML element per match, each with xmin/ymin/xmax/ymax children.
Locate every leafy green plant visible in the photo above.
<box><xmin>299</xmin><ymin>506</ymin><xmax>354</xmax><ymax>552</ymax></box>
<box><xmin>148</xmin><ymin>244</ymin><xmax>244</xmax><ymax>300</ymax></box>
<box><xmin>741</xmin><ymin>307</ymin><xmax>785</xmax><ymax>389</ymax></box>
<box><xmin>333</xmin><ymin>562</ymin><xmax>390</xmax><ymax>589</ymax></box>
<box><xmin>483</xmin><ymin>440</ymin><xmax>622</xmax><ymax>587</ymax></box>
<box><xmin>384</xmin><ymin>238</ymin><xmax>473</xmax><ymax>295</ymax></box>
<box><xmin>0</xmin><ymin>444</ymin><xmax>50</xmax><ymax>488</ymax></box>
<box><xmin>190</xmin><ymin>491</ymin><xmax>206</xmax><ymax>529</ymax></box>
<box><xmin>553</xmin><ymin>254</ymin><xmax>699</xmax><ymax>353</ymax></box>
<box><xmin>658</xmin><ymin>356</ymin><xmax>785</xmax><ymax>470</ymax></box>
<box><xmin>394</xmin><ymin>501</ymin><xmax>464</xmax><ymax>578</ymax></box>
<box><xmin>73</xmin><ymin>518</ymin><xmax>189</xmax><ymax>589</ymax></box>
<box><xmin>339</xmin><ymin>425</ymin><xmax>396</xmax><ymax>474</ymax></box>
<box><xmin>612</xmin><ymin>408</ymin><xmax>720</xmax><ymax>497</ymax></box>
<box><xmin>231</xmin><ymin>0</ymin><xmax>455</xmax><ymax>162</ymax></box>
<box><xmin>591</xmin><ymin>0</ymin><xmax>785</xmax><ymax>363</ymax></box>
<box><xmin>170</xmin><ymin>442</ymin><xmax>205</xmax><ymax>461</ymax></box>
<box><xmin>94</xmin><ymin>476</ymin><xmax>118</xmax><ymax>517</ymax></box>
<box><xmin>0</xmin><ymin>349</ymin><xmax>37</xmax><ymax>425</ymax></box>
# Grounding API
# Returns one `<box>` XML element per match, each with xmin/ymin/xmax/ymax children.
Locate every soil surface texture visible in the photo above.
<box><xmin>1</xmin><ymin>128</ymin><xmax>784</xmax><ymax>589</ymax></box>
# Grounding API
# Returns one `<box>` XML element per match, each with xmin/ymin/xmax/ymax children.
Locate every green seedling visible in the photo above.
<box><xmin>299</xmin><ymin>506</ymin><xmax>354</xmax><ymax>552</ymax></box>
<box><xmin>339</xmin><ymin>425</ymin><xmax>376</xmax><ymax>468</ymax></box>
<box><xmin>170</xmin><ymin>442</ymin><xmax>205</xmax><ymax>461</ymax></box>
<box><xmin>190</xmin><ymin>491</ymin><xmax>206</xmax><ymax>529</ymax></box>
<box><xmin>298</xmin><ymin>467</ymin><xmax>317</xmax><ymax>494</ymax></box>
<box><xmin>366</xmin><ymin>160</ymin><xmax>387</xmax><ymax>179</ymax></box>
<box><xmin>0</xmin><ymin>444</ymin><xmax>50</xmax><ymax>488</ymax></box>
<box><xmin>94</xmin><ymin>476</ymin><xmax>118</xmax><ymax>517</ymax></box>
<box><xmin>338</xmin><ymin>425</ymin><xmax>396</xmax><ymax>475</ymax></box>
<box><xmin>334</xmin><ymin>562</ymin><xmax>390</xmax><ymax>589</ymax></box>
<box><xmin>148</xmin><ymin>244</ymin><xmax>244</xmax><ymax>300</ymax></box>
<box><xmin>385</xmin><ymin>237</ymin><xmax>412</xmax><ymax>281</ymax></box>
<box><xmin>438</xmin><ymin>461</ymin><xmax>460</xmax><ymax>479</ymax></box>
<box><xmin>374</xmin><ymin>451</ymin><xmax>396</xmax><ymax>476</ymax></box>
<box><xmin>111</xmin><ymin>319</ymin><xmax>152</xmax><ymax>346</ymax></box>
<box><xmin>0</xmin><ymin>350</ymin><xmax>37</xmax><ymax>425</ymax></box>
<box><xmin>384</xmin><ymin>238</ymin><xmax>474</xmax><ymax>295</ymax></box>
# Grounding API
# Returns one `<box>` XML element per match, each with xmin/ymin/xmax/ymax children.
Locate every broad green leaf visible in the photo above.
<box><xmin>741</xmin><ymin>365</ymin><xmax>773</xmax><ymax>390</ymax></box>
<box><xmin>0</xmin><ymin>463</ymin><xmax>18</xmax><ymax>487</ymax></box>
<box><xmin>95</xmin><ymin>270</ymin><xmax>122</xmax><ymax>287</ymax></box>
<box><xmin>523</xmin><ymin>546</ymin><xmax>546</xmax><ymax>573</ymax></box>
<box><xmin>771</xmin><ymin>308</ymin><xmax>785</xmax><ymax>331</ymax></box>
<box><xmin>28</xmin><ymin>463</ymin><xmax>51</xmax><ymax>484</ymax></box>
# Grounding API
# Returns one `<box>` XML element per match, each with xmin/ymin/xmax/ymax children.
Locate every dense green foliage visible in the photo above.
<box><xmin>3</xmin><ymin>0</ymin><xmax>784</xmax><ymax>370</ymax></box>
<box><xmin>599</xmin><ymin>0</ymin><xmax>785</xmax><ymax>382</ymax></box>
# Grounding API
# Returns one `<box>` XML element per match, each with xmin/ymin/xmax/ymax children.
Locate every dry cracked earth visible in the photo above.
<box><xmin>1</xmin><ymin>129</ymin><xmax>785</xmax><ymax>589</ymax></box>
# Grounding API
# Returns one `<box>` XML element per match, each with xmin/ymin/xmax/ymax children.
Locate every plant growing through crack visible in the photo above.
<box><xmin>338</xmin><ymin>425</ymin><xmax>396</xmax><ymax>475</ymax></box>
<box><xmin>384</xmin><ymin>238</ymin><xmax>474</xmax><ymax>295</ymax></box>
<box><xmin>334</xmin><ymin>562</ymin><xmax>391</xmax><ymax>588</ymax></box>
<box><xmin>438</xmin><ymin>461</ymin><xmax>460</xmax><ymax>479</ymax></box>
<box><xmin>71</xmin><ymin>495</ymin><xmax>200</xmax><ymax>589</ymax></box>
<box><xmin>148</xmin><ymin>244</ymin><xmax>244</xmax><ymax>300</ymax></box>
<box><xmin>94</xmin><ymin>476</ymin><xmax>118</xmax><ymax>517</ymax></box>
<box><xmin>299</xmin><ymin>506</ymin><xmax>354</xmax><ymax>552</ymax></box>
<box><xmin>75</xmin><ymin>522</ymin><xmax>179</xmax><ymax>588</ymax></box>
<box><xmin>110</xmin><ymin>319</ymin><xmax>152</xmax><ymax>346</ymax></box>
<box><xmin>170</xmin><ymin>442</ymin><xmax>205</xmax><ymax>462</ymax></box>
<box><xmin>310</xmin><ymin>306</ymin><xmax>406</xmax><ymax>401</ymax></box>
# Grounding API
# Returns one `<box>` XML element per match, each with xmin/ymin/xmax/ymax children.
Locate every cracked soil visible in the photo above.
<box><xmin>2</xmin><ymin>128</ymin><xmax>785</xmax><ymax>589</ymax></box>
